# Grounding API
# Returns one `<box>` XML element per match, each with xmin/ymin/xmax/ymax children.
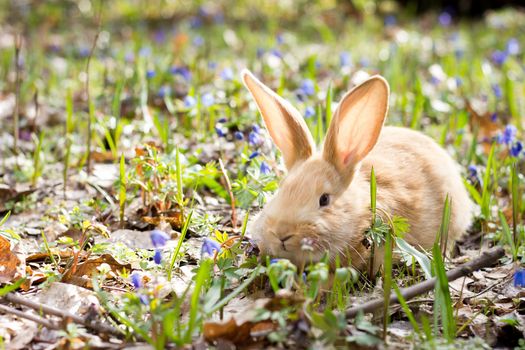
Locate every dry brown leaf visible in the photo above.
<box><xmin>26</xmin><ymin>249</ymin><xmax>76</xmax><ymax>262</ymax></box>
<box><xmin>142</xmin><ymin>212</ymin><xmax>182</xmax><ymax>228</ymax></box>
<box><xmin>62</xmin><ymin>254</ymin><xmax>131</xmax><ymax>287</ymax></box>
<box><xmin>90</xmin><ymin>150</ymin><xmax>115</xmax><ymax>163</ymax></box>
<box><xmin>465</xmin><ymin>98</ymin><xmax>500</xmax><ymax>154</ymax></box>
<box><xmin>0</xmin><ymin>236</ymin><xmax>23</xmax><ymax>283</ymax></box>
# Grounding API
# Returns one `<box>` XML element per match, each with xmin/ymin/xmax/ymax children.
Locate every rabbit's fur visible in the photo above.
<box><xmin>242</xmin><ymin>70</ymin><xmax>473</xmax><ymax>271</ymax></box>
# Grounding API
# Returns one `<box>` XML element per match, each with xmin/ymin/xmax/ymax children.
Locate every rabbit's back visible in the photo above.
<box><xmin>359</xmin><ymin>126</ymin><xmax>473</xmax><ymax>250</ymax></box>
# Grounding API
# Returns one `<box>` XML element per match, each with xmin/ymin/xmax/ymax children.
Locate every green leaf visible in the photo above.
<box><xmin>395</xmin><ymin>238</ymin><xmax>432</xmax><ymax>279</ymax></box>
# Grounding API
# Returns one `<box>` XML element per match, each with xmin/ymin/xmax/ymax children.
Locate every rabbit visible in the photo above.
<box><xmin>241</xmin><ymin>69</ymin><xmax>473</xmax><ymax>272</ymax></box>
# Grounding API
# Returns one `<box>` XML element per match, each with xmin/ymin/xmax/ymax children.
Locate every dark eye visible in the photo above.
<box><xmin>319</xmin><ymin>193</ymin><xmax>330</xmax><ymax>207</ymax></box>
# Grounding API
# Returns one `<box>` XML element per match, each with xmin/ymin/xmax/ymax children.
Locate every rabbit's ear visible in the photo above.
<box><xmin>323</xmin><ymin>76</ymin><xmax>389</xmax><ymax>183</ymax></box>
<box><xmin>242</xmin><ymin>69</ymin><xmax>315</xmax><ymax>170</ymax></box>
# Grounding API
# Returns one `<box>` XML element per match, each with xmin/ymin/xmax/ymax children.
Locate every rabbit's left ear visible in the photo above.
<box><xmin>323</xmin><ymin>76</ymin><xmax>389</xmax><ymax>184</ymax></box>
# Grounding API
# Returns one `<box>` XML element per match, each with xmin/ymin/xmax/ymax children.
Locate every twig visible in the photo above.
<box><xmin>85</xmin><ymin>0</ymin><xmax>103</xmax><ymax>176</ymax></box>
<box><xmin>13</xmin><ymin>34</ymin><xmax>22</xmax><ymax>156</ymax></box>
<box><xmin>3</xmin><ymin>292</ymin><xmax>122</xmax><ymax>336</ymax></box>
<box><xmin>0</xmin><ymin>303</ymin><xmax>60</xmax><ymax>330</ymax></box>
<box><xmin>218</xmin><ymin>158</ymin><xmax>237</xmax><ymax>230</ymax></box>
<box><xmin>345</xmin><ymin>246</ymin><xmax>505</xmax><ymax>319</ymax></box>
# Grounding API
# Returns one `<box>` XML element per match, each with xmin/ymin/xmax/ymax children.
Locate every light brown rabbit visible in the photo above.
<box><xmin>242</xmin><ymin>69</ymin><xmax>473</xmax><ymax>271</ymax></box>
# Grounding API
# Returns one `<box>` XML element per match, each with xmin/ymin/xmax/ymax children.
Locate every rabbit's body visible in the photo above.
<box><xmin>242</xmin><ymin>70</ymin><xmax>473</xmax><ymax>271</ymax></box>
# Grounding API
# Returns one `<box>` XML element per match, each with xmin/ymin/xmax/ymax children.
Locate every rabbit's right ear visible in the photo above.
<box><xmin>241</xmin><ymin>70</ymin><xmax>315</xmax><ymax>170</ymax></box>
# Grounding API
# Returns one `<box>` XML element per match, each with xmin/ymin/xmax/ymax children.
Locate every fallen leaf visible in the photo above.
<box><xmin>62</xmin><ymin>253</ymin><xmax>131</xmax><ymax>288</ymax></box>
<box><xmin>0</xmin><ymin>236</ymin><xmax>23</xmax><ymax>283</ymax></box>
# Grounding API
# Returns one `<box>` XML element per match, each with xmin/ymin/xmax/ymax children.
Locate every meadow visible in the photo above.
<box><xmin>0</xmin><ymin>1</ymin><xmax>524</xmax><ymax>349</ymax></box>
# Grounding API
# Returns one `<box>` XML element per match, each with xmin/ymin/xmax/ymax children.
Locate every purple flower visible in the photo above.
<box><xmin>252</xmin><ymin>124</ymin><xmax>261</xmax><ymax>133</ymax></box>
<box><xmin>300</xmin><ymin>79</ymin><xmax>315</xmax><ymax>96</ymax></box>
<box><xmin>154</xmin><ymin>30</ymin><xmax>166</xmax><ymax>44</ymax></box>
<box><xmin>305</xmin><ymin>106</ymin><xmax>315</xmax><ymax>118</ymax></box>
<box><xmin>498</xmin><ymin>125</ymin><xmax>517</xmax><ymax>145</ymax></box>
<box><xmin>467</xmin><ymin>165</ymin><xmax>478</xmax><ymax>178</ymax></box>
<box><xmin>490</xmin><ymin>113</ymin><xmax>498</xmax><ymax>122</ymax></box>
<box><xmin>510</xmin><ymin>141</ymin><xmax>523</xmax><ymax>157</ymax></box>
<box><xmin>154</xmin><ymin>249</ymin><xmax>162</xmax><ymax>264</ymax></box>
<box><xmin>492</xmin><ymin>50</ymin><xmax>507</xmax><ymax>66</ymax></box>
<box><xmin>184</xmin><ymin>95</ymin><xmax>196</xmax><ymax>108</ymax></box>
<box><xmin>201</xmin><ymin>238</ymin><xmax>221</xmax><ymax>257</ymax></box>
<box><xmin>384</xmin><ymin>15</ymin><xmax>397</xmax><ymax>27</ymax></box>
<box><xmin>150</xmin><ymin>230</ymin><xmax>169</xmax><ymax>248</ymax></box>
<box><xmin>157</xmin><ymin>86</ymin><xmax>171</xmax><ymax>98</ymax></box>
<box><xmin>492</xmin><ymin>84</ymin><xmax>502</xmax><ymax>99</ymax></box>
<box><xmin>340</xmin><ymin>51</ymin><xmax>351</xmax><ymax>67</ymax></box>
<box><xmin>270</xmin><ymin>49</ymin><xmax>282</xmax><ymax>59</ymax></box>
<box><xmin>215</xmin><ymin>125</ymin><xmax>226</xmax><ymax>137</ymax></box>
<box><xmin>507</xmin><ymin>38</ymin><xmax>520</xmax><ymax>55</ymax></box>
<box><xmin>234</xmin><ymin>131</ymin><xmax>244</xmax><ymax>141</ymax></box>
<box><xmin>125</xmin><ymin>52</ymin><xmax>135</xmax><ymax>63</ymax></box>
<box><xmin>249</xmin><ymin>151</ymin><xmax>259</xmax><ymax>159</ymax></box>
<box><xmin>208</xmin><ymin>61</ymin><xmax>217</xmax><ymax>70</ymax></box>
<box><xmin>170</xmin><ymin>66</ymin><xmax>191</xmax><ymax>81</ymax></box>
<box><xmin>438</xmin><ymin>11</ymin><xmax>452</xmax><ymax>27</ymax></box>
<box><xmin>217</xmin><ymin>117</ymin><xmax>227</xmax><ymax>123</ymax></box>
<box><xmin>514</xmin><ymin>269</ymin><xmax>525</xmax><ymax>287</ymax></box>
<box><xmin>270</xmin><ymin>258</ymin><xmax>281</xmax><ymax>264</ymax></box>
<box><xmin>193</xmin><ymin>35</ymin><xmax>204</xmax><ymax>47</ymax></box>
<box><xmin>248</xmin><ymin>131</ymin><xmax>261</xmax><ymax>146</ymax></box>
<box><xmin>201</xmin><ymin>93</ymin><xmax>215</xmax><ymax>107</ymax></box>
<box><xmin>139</xmin><ymin>294</ymin><xmax>149</xmax><ymax>305</ymax></box>
<box><xmin>190</xmin><ymin>16</ymin><xmax>202</xmax><ymax>28</ymax></box>
<box><xmin>260</xmin><ymin>161</ymin><xmax>271</xmax><ymax>175</ymax></box>
<box><xmin>220</xmin><ymin>67</ymin><xmax>234</xmax><ymax>81</ymax></box>
<box><xmin>78</xmin><ymin>47</ymin><xmax>90</xmax><ymax>58</ymax></box>
<box><xmin>146</xmin><ymin>70</ymin><xmax>155</xmax><ymax>79</ymax></box>
<box><xmin>131</xmin><ymin>272</ymin><xmax>142</xmax><ymax>289</ymax></box>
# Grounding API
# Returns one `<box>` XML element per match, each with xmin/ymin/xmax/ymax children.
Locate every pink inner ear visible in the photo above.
<box><xmin>342</xmin><ymin>151</ymin><xmax>353</xmax><ymax>166</ymax></box>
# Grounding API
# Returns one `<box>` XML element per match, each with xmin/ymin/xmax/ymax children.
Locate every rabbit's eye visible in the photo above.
<box><xmin>319</xmin><ymin>193</ymin><xmax>330</xmax><ymax>207</ymax></box>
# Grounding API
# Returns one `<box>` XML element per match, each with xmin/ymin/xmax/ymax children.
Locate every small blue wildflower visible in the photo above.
<box><xmin>220</xmin><ymin>67</ymin><xmax>234</xmax><ymax>81</ymax></box>
<box><xmin>146</xmin><ymin>70</ymin><xmax>155</xmax><ymax>79</ymax></box>
<box><xmin>252</xmin><ymin>124</ymin><xmax>261</xmax><ymax>134</ymax></box>
<box><xmin>139</xmin><ymin>47</ymin><xmax>151</xmax><ymax>57</ymax></box>
<box><xmin>139</xmin><ymin>294</ymin><xmax>149</xmax><ymax>305</ymax></box>
<box><xmin>184</xmin><ymin>95</ymin><xmax>196</xmax><ymax>108</ymax></box>
<box><xmin>467</xmin><ymin>165</ymin><xmax>478</xmax><ymax>179</ymax></box>
<box><xmin>150</xmin><ymin>230</ymin><xmax>169</xmax><ymax>248</ymax></box>
<box><xmin>214</xmin><ymin>13</ymin><xmax>225</xmax><ymax>24</ymax></box>
<box><xmin>249</xmin><ymin>151</ymin><xmax>259</xmax><ymax>159</ymax></box>
<box><xmin>270</xmin><ymin>258</ymin><xmax>281</xmax><ymax>264</ymax></box>
<box><xmin>256</xmin><ymin>48</ymin><xmax>265</xmax><ymax>58</ymax></box>
<box><xmin>507</xmin><ymin>38</ymin><xmax>520</xmax><ymax>55</ymax></box>
<box><xmin>438</xmin><ymin>11</ymin><xmax>452</xmax><ymax>27</ymax></box>
<box><xmin>514</xmin><ymin>269</ymin><xmax>525</xmax><ymax>287</ymax></box>
<box><xmin>300</xmin><ymin>79</ymin><xmax>315</xmax><ymax>96</ymax></box>
<box><xmin>215</xmin><ymin>125</ymin><xmax>226</xmax><ymax>137</ymax></box>
<box><xmin>492</xmin><ymin>84</ymin><xmax>502</xmax><ymax>99</ymax></box>
<box><xmin>131</xmin><ymin>272</ymin><xmax>142</xmax><ymax>289</ymax></box>
<box><xmin>189</xmin><ymin>16</ymin><xmax>202</xmax><ymax>29</ymax></box>
<box><xmin>491</xmin><ymin>50</ymin><xmax>507</xmax><ymax>66</ymax></box>
<box><xmin>170</xmin><ymin>66</ymin><xmax>191</xmax><ymax>81</ymax></box>
<box><xmin>248</xmin><ymin>131</ymin><xmax>261</xmax><ymax>146</ymax></box>
<box><xmin>340</xmin><ymin>51</ymin><xmax>351</xmax><ymax>67</ymax></box>
<box><xmin>490</xmin><ymin>113</ymin><xmax>498</xmax><ymax>122</ymax></box>
<box><xmin>193</xmin><ymin>35</ymin><xmax>204</xmax><ymax>47</ymax></box>
<box><xmin>78</xmin><ymin>47</ymin><xmax>90</xmax><ymax>58</ymax></box>
<box><xmin>260</xmin><ymin>161</ymin><xmax>271</xmax><ymax>175</ymax></box>
<box><xmin>201</xmin><ymin>238</ymin><xmax>221</xmax><ymax>257</ymax></box>
<box><xmin>201</xmin><ymin>93</ymin><xmax>215</xmax><ymax>107</ymax></box>
<box><xmin>510</xmin><ymin>141</ymin><xmax>523</xmax><ymax>157</ymax></box>
<box><xmin>270</xmin><ymin>49</ymin><xmax>282</xmax><ymax>59</ymax></box>
<box><xmin>384</xmin><ymin>15</ymin><xmax>397</xmax><ymax>27</ymax></box>
<box><xmin>430</xmin><ymin>76</ymin><xmax>441</xmax><ymax>86</ymax></box>
<box><xmin>157</xmin><ymin>86</ymin><xmax>171</xmax><ymax>98</ymax></box>
<box><xmin>276</xmin><ymin>33</ymin><xmax>284</xmax><ymax>45</ymax></box>
<box><xmin>208</xmin><ymin>61</ymin><xmax>217</xmax><ymax>70</ymax></box>
<box><xmin>234</xmin><ymin>131</ymin><xmax>244</xmax><ymax>141</ymax></box>
<box><xmin>154</xmin><ymin>249</ymin><xmax>162</xmax><ymax>264</ymax></box>
<box><xmin>305</xmin><ymin>106</ymin><xmax>315</xmax><ymax>118</ymax></box>
<box><xmin>217</xmin><ymin>117</ymin><xmax>227</xmax><ymax>123</ymax></box>
<box><xmin>154</xmin><ymin>30</ymin><xmax>166</xmax><ymax>44</ymax></box>
<box><xmin>455</xmin><ymin>77</ymin><xmax>463</xmax><ymax>87</ymax></box>
<box><xmin>499</xmin><ymin>125</ymin><xmax>517</xmax><ymax>145</ymax></box>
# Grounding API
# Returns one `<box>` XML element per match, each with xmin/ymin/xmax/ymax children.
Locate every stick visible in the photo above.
<box><xmin>3</xmin><ymin>293</ymin><xmax>122</xmax><ymax>336</ymax></box>
<box><xmin>218</xmin><ymin>158</ymin><xmax>237</xmax><ymax>230</ymax></box>
<box><xmin>0</xmin><ymin>303</ymin><xmax>59</xmax><ymax>330</ymax></box>
<box><xmin>345</xmin><ymin>246</ymin><xmax>505</xmax><ymax>319</ymax></box>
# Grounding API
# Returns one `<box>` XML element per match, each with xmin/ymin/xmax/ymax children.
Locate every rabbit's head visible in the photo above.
<box><xmin>242</xmin><ymin>70</ymin><xmax>389</xmax><ymax>268</ymax></box>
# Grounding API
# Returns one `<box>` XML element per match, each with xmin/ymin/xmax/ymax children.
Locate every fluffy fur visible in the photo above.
<box><xmin>242</xmin><ymin>70</ymin><xmax>473</xmax><ymax>271</ymax></box>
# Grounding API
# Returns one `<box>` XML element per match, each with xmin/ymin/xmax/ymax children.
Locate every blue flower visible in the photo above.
<box><xmin>260</xmin><ymin>161</ymin><xmax>271</xmax><ymax>175</ymax></box>
<box><xmin>256</xmin><ymin>48</ymin><xmax>265</xmax><ymax>58</ymax></box>
<box><xmin>131</xmin><ymin>272</ymin><xmax>142</xmax><ymax>289</ymax></box>
<box><xmin>220</xmin><ymin>67</ymin><xmax>234</xmax><ymax>81</ymax></box>
<box><xmin>215</xmin><ymin>125</ymin><xmax>226</xmax><ymax>137</ymax></box>
<box><xmin>340</xmin><ymin>51</ymin><xmax>351</xmax><ymax>67</ymax></box>
<box><xmin>252</xmin><ymin>124</ymin><xmax>261</xmax><ymax>134</ymax></box>
<box><xmin>146</xmin><ymin>70</ymin><xmax>156</xmax><ymax>79</ymax></box>
<box><xmin>467</xmin><ymin>165</ymin><xmax>478</xmax><ymax>179</ymax></box>
<box><xmin>78</xmin><ymin>47</ymin><xmax>90</xmax><ymax>58</ymax></box>
<box><xmin>438</xmin><ymin>11</ymin><xmax>452</xmax><ymax>27</ymax></box>
<box><xmin>514</xmin><ymin>269</ymin><xmax>525</xmax><ymax>287</ymax></box>
<box><xmin>217</xmin><ymin>117</ymin><xmax>227</xmax><ymax>123</ymax></box>
<box><xmin>154</xmin><ymin>30</ymin><xmax>166</xmax><ymax>44</ymax></box>
<box><xmin>234</xmin><ymin>131</ymin><xmax>244</xmax><ymax>141</ymax></box>
<box><xmin>139</xmin><ymin>294</ymin><xmax>149</xmax><ymax>305</ymax></box>
<box><xmin>248</xmin><ymin>131</ymin><xmax>261</xmax><ymax>146</ymax></box>
<box><xmin>300</xmin><ymin>79</ymin><xmax>315</xmax><ymax>96</ymax></box>
<box><xmin>276</xmin><ymin>33</ymin><xmax>284</xmax><ymax>45</ymax></box>
<box><xmin>384</xmin><ymin>15</ymin><xmax>397</xmax><ymax>27</ymax></box>
<box><xmin>170</xmin><ymin>66</ymin><xmax>191</xmax><ymax>81</ymax></box>
<box><xmin>492</xmin><ymin>84</ymin><xmax>502</xmax><ymax>99</ymax></box>
<box><xmin>305</xmin><ymin>106</ymin><xmax>315</xmax><ymax>118</ymax></box>
<box><xmin>270</xmin><ymin>258</ymin><xmax>281</xmax><ymax>264</ymax></box>
<box><xmin>201</xmin><ymin>93</ymin><xmax>215</xmax><ymax>107</ymax></box>
<box><xmin>154</xmin><ymin>249</ymin><xmax>162</xmax><ymax>264</ymax></box>
<box><xmin>510</xmin><ymin>141</ymin><xmax>523</xmax><ymax>157</ymax></box>
<box><xmin>490</xmin><ymin>113</ymin><xmax>498</xmax><ymax>122</ymax></box>
<box><xmin>193</xmin><ymin>35</ymin><xmax>204</xmax><ymax>47</ymax></box>
<box><xmin>455</xmin><ymin>77</ymin><xmax>463</xmax><ymax>87</ymax></box>
<box><xmin>249</xmin><ymin>151</ymin><xmax>259</xmax><ymax>159</ymax></box>
<box><xmin>184</xmin><ymin>95</ymin><xmax>196</xmax><ymax>108</ymax></box>
<box><xmin>270</xmin><ymin>49</ymin><xmax>282</xmax><ymax>59</ymax></box>
<box><xmin>189</xmin><ymin>16</ymin><xmax>202</xmax><ymax>28</ymax></box>
<box><xmin>201</xmin><ymin>238</ymin><xmax>221</xmax><ymax>257</ymax></box>
<box><xmin>498</xmin><ymin>125</ymin><xmax>517</xmax><ymax>145</ymax></box>
<box><xmin>208</xmin><ymin>61</ymin><xmax>217</xmax><ymax>70</ymax></box>
<box><xmin>507</xmin><ymin>38</ymin><xmax>520</xmax><ymax>55</ymax></box>
<box><xmin>150</xmin><ymin>230</ymin><xmax>169</xmax><ymax>248</ymax></box>
<box><xmin>491</xmin><ymin>50</ymin><xmax>507</xmax><ymax>66</ymax></box>
<box><xmin>157</xmin><ymin>86</ymin><xmax>171</xmax><ymax>98</ymax></box>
